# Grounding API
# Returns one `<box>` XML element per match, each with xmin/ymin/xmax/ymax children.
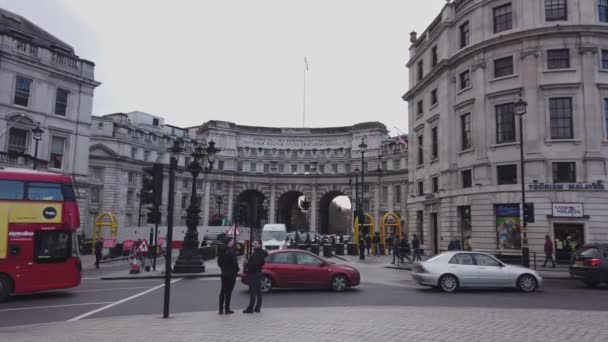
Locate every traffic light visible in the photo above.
<box><xmin>142</xmin><ymin>163</ymin><xmax>163</xmax><ymax>224</ymax></box>
<box><xmin>523</xmin><ymin>203</ymin><xmax>535</xmax><ymax>223</ymax></box>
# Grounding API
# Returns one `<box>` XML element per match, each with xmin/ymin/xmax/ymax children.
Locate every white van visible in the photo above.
<box><xmin>261</xmin><ymin>224</ymin><xmax>288</xmax><ymax>250</ymax></box>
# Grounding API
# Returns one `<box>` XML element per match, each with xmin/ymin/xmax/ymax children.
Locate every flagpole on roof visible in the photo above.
<box><xmin>303</xmin><ymin>57</ymin><xmax>309</xmax><ymax>127</ymax></box>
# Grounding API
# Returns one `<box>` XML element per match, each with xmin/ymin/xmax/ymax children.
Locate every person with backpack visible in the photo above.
<box><xmin>218</xmin><ymin>237</ymin><xmax>239</xmax><ymax>315</ymax></box>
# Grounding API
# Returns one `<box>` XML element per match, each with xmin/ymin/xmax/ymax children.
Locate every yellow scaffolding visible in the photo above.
<box><xmin>380</xmin><ymin>213</ymin><xmax>402</xmax><ymax>251</ymax></box>
<box><xmin>353</xmin><ymin>213</ymin><xmax>375</xmax><ymax>249</ymax></box>
<box><xmin>92</xmin><ymin>212</ymin><xmax>118</xmax><ymax>254</ymax></box>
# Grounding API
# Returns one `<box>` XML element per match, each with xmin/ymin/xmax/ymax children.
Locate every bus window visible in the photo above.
<box><xmin>0</xmin><ymin>180</ymin><xmax>24</xmax><ymax>200</ymax></box>
<box><xmin>34</xmin><ymin>231</ymin><xmax>71</xmax><ymax>262</ymax></box>
<box><xmin>27</xmin><ymin>182</ymin><xmax>64</xmax><ymax>201</ymax></box>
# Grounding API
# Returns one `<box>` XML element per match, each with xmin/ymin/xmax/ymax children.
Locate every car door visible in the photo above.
<box><xmin>446</xmin><ymin>253</ymin><xmax>479</xmax><ymax>287</ymax></box>
<box><xmin>265</xmin><ymin>252</ymin><xmax>297</xmax><ymax>287</ymax></box>
<box><xmin>473</xmin><ymin>253</ymin><xmax>510</xmax><ymax>287</ymax></box>
<box><xmin>294</xmin><ymin>252</ymin><xmax>330</xmax><ymax>287</ymax></box>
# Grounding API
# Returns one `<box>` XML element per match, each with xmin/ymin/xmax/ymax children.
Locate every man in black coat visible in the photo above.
<box><xmin>243</xmin><ymin>239</ymin><xmax>268</xmax><ymax>314</ymax></box>
<box><xmin>218</xmin><ymin>237</ymin><xmax>239</xmax><ymax>315</ymax></box>
<box><xmin>94</xmin><ymin>238</ymin><xmax>103</xmax><ymax>269</ymax></box>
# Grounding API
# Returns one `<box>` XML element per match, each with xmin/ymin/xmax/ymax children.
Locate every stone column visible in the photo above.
<box><xmin>310</xmin><ymin>185</ymin><xmax>317</xmax><ymax>232</ymax></box>
<box><xmin>269</xmin><ymin>183</ymin><xmax>276</xmax><ymax>224</ymax></box>
<box><xmin>202</xmin><ymin>181</ymin><xmax>211</xmax><ymax>226</ymax></box>
<box><xmin>227</xmin><ymin>181</ymin><xmax>234</xmax><ymax>222</ymax></box>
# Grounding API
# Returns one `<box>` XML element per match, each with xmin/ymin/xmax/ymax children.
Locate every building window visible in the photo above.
<box><xmin>128</xmin><ymin>171</ymin><xmax>136</xmax><ymax>185</ymax></box>
<box><xmin>381</xmin><ymin>161</ymin><xmax>387</xmax><ymax>171</ymax></box>
<box><xmin>432</xmin><ymin>176</ymin><xmax>439</xmax><ymax>193</ymax></box>
<box><xmin>304</xmin><ymin>164</ymin><xmax>311</xmax><ymax>173</ymax></box>
<box><xmin>549</xmin><ymin>97</ymin><xmax>573</xmax><ymax>139</ymax></box>
<box><xmin>90</xmin><ymin>167</ymin><xmax>103</xmax><ymax>181</ymax></box>
<box><xmin>54</xmin><ymin>88</ymin><xmax>69</xmax><ymax>116</ymax></box>
<box><xmin>416</xmin><ymin>211</ymin><xmax>424</xmax><ymax>243</ymax></box>
<box><xmin>143</xmin><ymin>150</ymin><xmax>150</xmax><ymax>162</ymax></box>
<box><xmin>461</xmin><ymin>170</ymin><xmax>472</xmax><ymax>188</ymax></box>
<box><xmin>459</xmin><ymin>206</ymin><xmax>472</xmax><ymax>243</ymax></box>
<box><xmin>460</xmin><ymin>21</ymin><xmax>470</xmax><ymax>48</ymax></box>
<box><xmin>547</xmin><ymin>49</ymin><xmax>570</xmax><ymax>69</ymax></box>
<box><xmin>417</xmin><ymin>100</ymin><xmax>424</xmax><ymax>116</ymax></box>
<box><xmin>393</xmin><ymin>159</ymin><xmax>400</xmax><ymax>170</ymax></box>
<box><xmin>496</xmin><ymin>103</ymin><xmax>516</xmax><ymax>144</ymax></box>
<box><xmin>14</xmin><ymin>76</ymin><xmax>32</xmax><ymax>107</ymax></box>
<box><xmin>381</xmin><ymin>186</ymin><xmax>388</xmax><ymax>204</ymax></box>
<box><xmin>604</xmin><ymin>99</ymin><xmax>608</xmax><ymax>137</ymax></box>
<box><xmin>264</xmin><ymin>163</ymin><xmax>270</xmax><ymax>173</ymax></box>
<box><xmin>181</xmin><ymin>193</ymin><xmax>189</xmax><ymax>209</ymax></box>
<box><xmin>461</xmin><ymin>113</ymin><xmax>472</xmax><ymax>150</ymax></box>
<box><xmin>459</xmin><ymin>70</ymin><xmax>470</xmax><ymax>90</ymax></box>
<box><xmin>431</xmin><ymin>89</ymin><xmax>438</xmax><ymax>106</ymax></box>
<box><xmin>250</xmin><ymin>162</ymin><xmax>256</xmax><ymax>173</ymax></box>
<box><xmin>601</xmin><ymin>0</ymin><xmax>608</xmax><ymax>22</ymax></box>
<box><xmin>417</xmin><ymin>134</ymin><xmax>424</xmax><ymax>166</ymax></box>
<box><xmin>494</xmin><ymin>56</ymin><xmax>514</xmax><ymax>78</ymax></box>
<box><xmin>493</xmin><ymin>3</ymin><xmax>513</xmax><ymax>33</ymax></box>
<box><xmin>131</xmin><ymin>148</ymin><xmax>137</xmax><ymax>159</ymax></box>
<box><xmin>417</xmin><ymin>60</ymin><xmax>424</xmax><ymax>81</ymax></box>
<box><xmin>182</xmin><ymin>178</ymin><xmax>189</xmax><ymax>189</ymax></box>
<box><xmin>553</xmin><ymin>162</ymin><xmax>576</xmax><ymax>183</ymax></box>
<box><xmin>319</xmin><ymin>164</ymin><xmax>325</xmax><ymax>174</ymax></box>
<box><xmin>7</xmin><ymin>127</ymin><xmax>28</xmax><ymax>153</ymax></box>
<box><xmin>90</xmin><ymin>187</ymin><xmax>100</xmax><ymax>204</ymax></box>
<box><xmin>431</xmin><ymin>127</ymin><xmax>438</xmax><ymax>159</ymax></box>
<box><xmin>545</xmin><ymin>0</ymin><xmax>567</xmax><ymax>21</ymax></box>
<box><xmin>332</xmin><ymin>164</ymin><xmax>338</xmax><ymax>173</ymax></box>
<box><xmin>237</xmin><ymin>161</ymin><xmax>243</xmax><ymax>172</ymax></box>
<box><xmin>417</xmin><ymin>181</ymin><xmax>424</xmax><ymax>196</ymax></box>
<box><xmin>363</xmin><ymin>184</ymin><xmax>370</xmax><ymax>193</ymax></box>
<box><xmin>363</xmin><ymin>200</ymin><xmax>370</xmax><ymax>213</ymax></box>
<box><xmin>218</xmin><ymin>160</ymin><xmax>224</xmax><ymax>170</ymax></box>
<box><xmin>292</xmin><ymin>164</ymin><xmax>298</xmax><ymax>173</ymax></box>
<box><xmin>50</xmin><ymin>136</ymin><xmax>66</xmax><ymax>169</ymax></box>
<box><xmin>127</xmin><ymin>189</ymin><xmax>134</xmax><ymax>207</ymax></box>
<box><xmin>278</xmin><ymin>163</ymin><xmax>284</xmax><ymax>173</ymax></box>
<box><xmin>497</xmin><ymin>164</ymin><xmax>518</xmax><ymax>185</ymax></box>
<box><xmin>602</xmin><ymin>50</ymin><xmax>608</xmax><ymax>70</ymax></box>
<box><xmin>152</xmin><ymin>118</ymin><xmax>160</xmax><ymax>126</ymax></box>
<box><xmin>395</xmin><ymin>185</ymin><xmax>401</xmax><ymax>204</ymax></box>
<box><xmin>431</xmin><ymin>46</ymin><xmax>438</xmax><ymax>67</ymax></box>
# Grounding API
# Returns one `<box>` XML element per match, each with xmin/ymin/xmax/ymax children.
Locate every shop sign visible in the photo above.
<box><xmin>552</xmin><ymin>203</ymin><xmax>584</xmax><ymax>218</ymax></box>
<box><xmin>528</xmin><ymin>183</ymin><xmax>605</xmax><ymax>191</ymax></box>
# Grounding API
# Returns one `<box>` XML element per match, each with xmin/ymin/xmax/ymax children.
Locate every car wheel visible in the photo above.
<box><xmin>438</xmin><ymin>274</ymin><xmax>459</xmax><ymax>293</ymax></box>
<box><xmin>583</xmin><ymin>280</ymin><xmax>599</xmax><ymax>288</ymax></box>
<box><xmin>517</xmin><ymin>274</ymin><xmax>538</xmax><ymax>292</ymax></box>
<box><xmin>0</xmin><ymin>275</ymin><xmax>12</xmax><ymax>302</ymax></box>
<box><xmin>331</xmin><ymin>274</ymin><xmax>348</xmax><ymax>292</ymax></box>
<box><xmin>260</xmin><ymin>275</ymin><xmax>273</xmax><ymax>294</ymax></box>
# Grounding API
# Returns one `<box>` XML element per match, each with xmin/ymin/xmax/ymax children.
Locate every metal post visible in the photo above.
<box><xmin>359</xmin><ymin>148</ymin><xmax>366</xmax><ymax>261</ymax></box>
<box><xmin>138</xmin><ymin>190</ymin><xmax>143</xmax><ymax>227</ymax></box>
<box><xmin>33</xmin><ymin>140</ymin><xmax>39</xmax><ymax>170</ymax></box>
<box><xmin>519</xmin><ymin>115</ymin><xmax>530</xmax><ymax>268</ymax></box>
<box><xmin>153</xmin><ymin>222</ymin><xmax>158</xmax><ymax>271</ymax></box>
<box><xmin>163</xmin><ymin>156</ymin><xmax>177</xmax><ymax>318</ymax></box>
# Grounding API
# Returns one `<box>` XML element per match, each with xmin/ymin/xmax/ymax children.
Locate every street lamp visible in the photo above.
<box><xmin>513</xmin><ymin>97</ymin><xmax>530</xmax><ymax>268</ymax></box>
<box><xmin>358</xmin><ymin>138</ymin><xmax>368</xmax><ymax>260</ymax></box>
<box><xmin>32</xmin><ymin>124</ymin><xmax>43</xmax><ymax>170</ymax></box>
<box><xmin>173</xmin><ymin>139</ymin><xmax>219</xmax><ymax>274</ymax></box>
<box><xmin>163</xmin><ymin>137</ymin><xmax>184</xmax><ymax>319</ymax></box>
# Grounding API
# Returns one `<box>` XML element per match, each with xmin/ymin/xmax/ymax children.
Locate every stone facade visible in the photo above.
<box><xmin>404</xmin><ymin>0</ymin><xmax>608</xmax><ymax>258</ymax></box>
<box><xmin>0</xmin><ymin>8</ymin><xmax>100</xmax><ymax>229</ymax></box>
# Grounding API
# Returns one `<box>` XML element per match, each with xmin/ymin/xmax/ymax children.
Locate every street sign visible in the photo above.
<box><xmin>157</xmin><ymin>236</ymin><xmax>166</xmax><ymax>247</ymax></box>
<box><xmin>225</xmin><ymin>225</ymin><xmax>241</xmax><ymax>236</ymax></box>
<box><xmin>138</xmin><ymin>241</ymin><xmax>149</xmax><ymax>252</ymax></box>
<box><xmin>122</xmin><ymin>240</ymin><xmax>134</xmax><ymax>250</ymax></box>
<box><xmin>103</xmin><ymin>238</ymin><xmax>117</xmax><ymax>248</ymax></box>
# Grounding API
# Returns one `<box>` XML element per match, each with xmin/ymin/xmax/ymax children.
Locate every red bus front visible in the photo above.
<box><xmin>0</xmin><ymin>169</ymin><xmax>82</xmax><ymax>300</ymax></box>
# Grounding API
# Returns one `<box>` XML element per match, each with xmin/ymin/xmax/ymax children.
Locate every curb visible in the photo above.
<box><xmin>331</xmin><ymin>254</ymin><xmax>348</xmax><ymax>261</ymax></box>
<box><xmin>100</xmin><ymin>256</ymin><xmax>129</xmax><ymax>263</ymax></box>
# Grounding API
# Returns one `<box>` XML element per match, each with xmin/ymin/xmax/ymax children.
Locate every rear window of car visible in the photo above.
<box><xmin>576</xmin><ymin>247</ymin><xmax>600</xmax><ymax>258</ymax></box>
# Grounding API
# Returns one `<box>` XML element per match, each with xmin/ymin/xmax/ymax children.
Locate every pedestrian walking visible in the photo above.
<box><xmin>391</xmin><ymin>235</ymin><xmax>401</xmax><ymax>265</ymax></box>
<box><xmin>412</xmin><ymin>234</ymin><xmax>422</xmax><ymax>261</ymax></box>
<box><xmin>386</xmin><ymin>233</ymin><xmax>394</xmax><ymax>256</ymax></box>
<box><xmin>542</xmin><ymin>235</ymin><xmax>556</xmax><ymax>268</ymax></box>
<box><xmin>400</xmin><ymin>237</ymin><xmax>412</xmax><ymax>263</ymax></box>
<box><xmin>372</xmin><ymin>233</ymin><xmax>381</xmax><ymax>256</ymax></box>
<box><xmin>218</xmin><ymin>237</ymin><xmax>239</xmax><ymax>315</ymax></box>
<box><xmin>243</xmin><ymin>239</ymin><xmax>268</xmax><ymax>314</ymax></box>
<box><xmin>94</xmin><ymin>238</ymin><xmax>103</xmax><ymax>269</ymax></box>
<box><xmin>364</xmin><ymin>234</ymin><xmax>371</xmax><ymax>256</ymax></box>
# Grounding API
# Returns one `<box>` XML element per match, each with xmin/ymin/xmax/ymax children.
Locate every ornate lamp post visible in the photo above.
<box><xmin>173</xmin><ymin>139</ymin><xmax>219</xmax><ymax>273</ymax></box>
<box><xmin>513</xmin><ymin>97</ymin><xmax>530</xmax><ymax>268</ymax></box>
<box><xmin>32</xmin><ymin>124</ymin><xmax>43</xmax><ymax>170</ymax></box>
<box><xmin>358</xmin><ymin>138</ymin><xmax>368</xmax><ymax>260</ymax></box>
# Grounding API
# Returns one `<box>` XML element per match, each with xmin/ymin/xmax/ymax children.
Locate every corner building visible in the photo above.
<box><xmin>404</xmin><ymin>0</ymin><xmax>608</xmax><ymax>260</ymax></box>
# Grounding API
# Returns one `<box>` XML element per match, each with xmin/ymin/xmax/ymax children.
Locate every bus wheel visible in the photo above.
<box><xmin>0</xmin><ymin>275</ymin><xmax>12</xmax><ymax>302</ymax></box>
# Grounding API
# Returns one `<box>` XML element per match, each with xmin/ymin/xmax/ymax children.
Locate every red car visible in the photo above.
<box><xmin>241</xmin><ymin>250</ymin><xmax>360</xmax><ymax>293</ymax></box>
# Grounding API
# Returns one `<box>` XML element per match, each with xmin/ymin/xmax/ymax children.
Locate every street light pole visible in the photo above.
<box><xmin>514</xmin><ymin>98</ymin><xmax>530</xmax><ymax>268</ymax></box>
<box><xmin>163</xmin><ymin>138</ymin><xmax>183</xmax><ymax>319</ymax></box>
<box><xmin>358</xmin><ymin>138</ymin><xmax>367</xmax><ymax>260</ymax></box>
<box><xmin>32</xmin><ymin>124</ymin><xmax>43</xmax><ymax>170</ymax></box>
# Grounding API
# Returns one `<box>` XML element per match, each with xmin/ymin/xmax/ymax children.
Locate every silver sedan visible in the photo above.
<box><xmin>411</xmin><ymin>251</ymin><xmax>543</xmax><ymax>293</ymax></box>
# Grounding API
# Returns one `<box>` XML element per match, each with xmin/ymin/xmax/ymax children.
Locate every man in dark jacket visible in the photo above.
<box><xmin>391</xmin><ymin>235</ymin><xmax>401</xmax><ymax>265</ymax></box>
<box><xmin>94</xmin><ymin>238</ymin><xmax>103</xmax><ymax>269</ymax></box>
<box><xmin>218</xmin><ymin>237</ymin><xmax>239</xmax><ymax>315</ymax></box>
<box><xmin>542</xmin><ymin>235</ymin><xmax>556</xmax><ymax>268</ymax></box>
<box><xmin>364</xmin><ymin>234</ymin><xmax>372</xmax><ymax>256</ymax></box>
<box><xmin>372</xmin><ymin>234</ymin><xmax>381</xmax><ymax>256</ymax></box>
<box><xmin>244</xmin><ymin>239</ymin><xmax>268</xmax><ymax>314</ymax></box>
<box><xmin>412</xmin><ymin>234</ymin><xmax>422</xmax><ymax>261</ymax></box>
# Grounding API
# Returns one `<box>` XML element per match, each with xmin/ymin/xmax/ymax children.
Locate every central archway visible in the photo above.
<box><xmin>318</xmin><ymin>191</ymin><xmax>350</xmax><ymax>235</ymax></box>
<box><xmin>277</xmin><ymin>191</ymin><xmax>308</xmax><ymax>232</ymax></box>
<box><xmin>235</xmin><ymin>190</ymin><xmax>266</xmax><ymax>229</ymax></box>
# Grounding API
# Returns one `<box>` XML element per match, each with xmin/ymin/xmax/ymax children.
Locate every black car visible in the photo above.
<box><xmin>569</xmin><ymin>243</ymin><xmax>608</xmax><ymax>287</ymax></box>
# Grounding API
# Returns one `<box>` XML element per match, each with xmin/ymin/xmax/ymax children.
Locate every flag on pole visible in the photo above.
<box><xmin>304</xmin><ymin>56</ymin><xmax>309</xmax><ymax>71</ymax></box>
<box><xmin>397</xmin><ymin>135</ymin><xmax>408</xmax><ymax>145</ymax></box>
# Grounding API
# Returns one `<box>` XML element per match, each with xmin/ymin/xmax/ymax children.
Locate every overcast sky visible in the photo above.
<box><xmin>0</xmin><ymin>0</ymin><xmax>445</xmax><ymax>134</ymax></box>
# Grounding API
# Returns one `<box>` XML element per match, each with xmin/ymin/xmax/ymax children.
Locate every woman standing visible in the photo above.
<box><xmin>218</xmin><ymin>237</ymin><xmax>239</xmax><ymax>315</ymax></box>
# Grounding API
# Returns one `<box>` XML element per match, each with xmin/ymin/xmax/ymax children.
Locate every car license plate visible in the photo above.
<box><xmin>575</xmin><ymin>260</ymin><xmax>583</xmax><ymax>266</ymax></box>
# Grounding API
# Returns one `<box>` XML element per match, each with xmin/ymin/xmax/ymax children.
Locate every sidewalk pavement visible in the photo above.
<box><xmin>1</xmin><ymin>306</ymin><xmax>606</xmax><ymax>342</ymax></box>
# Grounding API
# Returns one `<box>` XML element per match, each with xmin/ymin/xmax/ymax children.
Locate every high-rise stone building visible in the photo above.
<box><xmin>89</xmin><ymin>112</ymin><xmax>408</xmax><ymax>239</ymax></box>
<box><xmin>403</xmin><ymin>0</ymin><xmax>608</xmax><ymax>260</ymax></box>
<box><xmin>0</xmin><ymin>8</ymin><xmax>100</xmax><ymax>230</ymax></box>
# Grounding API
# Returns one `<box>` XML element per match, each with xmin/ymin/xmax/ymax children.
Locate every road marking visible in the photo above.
<box><xmin>0</xmin><ymin>302</ymin><xmax>113</xmax><ymax>312</ymax></box>
<box><xmin>71</xmin><ymin>286</ymin><xmax>153</xmax><ymax>293</ymax></box>
<box><xmin>67</xmin><ymin>278</ymin><xmax>183</xmax><ymax>321</ymax></box>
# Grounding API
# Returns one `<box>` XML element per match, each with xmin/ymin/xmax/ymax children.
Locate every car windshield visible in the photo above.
<box><xmin>262</xmin><ymin>231</ymin><xmax>287</xmax><ymax>241</ymax></box>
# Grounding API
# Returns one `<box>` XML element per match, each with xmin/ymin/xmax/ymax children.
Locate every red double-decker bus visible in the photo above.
<box><xmin>0</xmin><ymin>168</ymin><xmax>82</xmax><ymax>301</ymax></box>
